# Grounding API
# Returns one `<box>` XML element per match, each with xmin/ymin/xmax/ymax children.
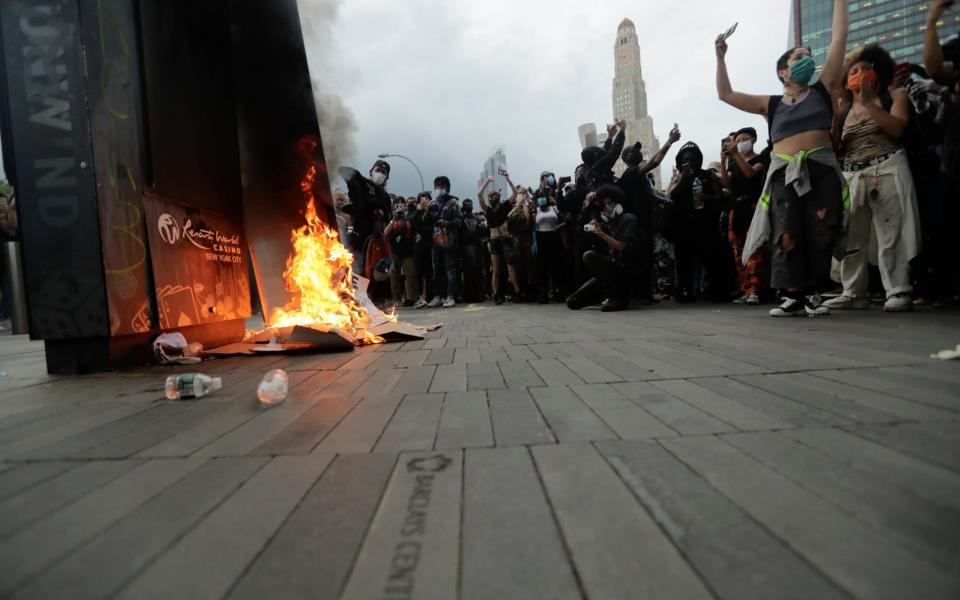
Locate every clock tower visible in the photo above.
<box><xmin>611</xmin><ymin>18</ymin><xmax>661</xmax><ymax>186</ymax></box>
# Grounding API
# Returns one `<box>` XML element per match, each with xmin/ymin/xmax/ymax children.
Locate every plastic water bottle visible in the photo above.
<box><xmin>692</xmin><ymin>177</ymin><xmax>705</xmax><ymax>210</ymax></box>
<box><xmin>257</xmin><ymin>369</ymin><xmax>289</xmax><ymax>406</ymax></box>
<box><xmin>164</xmin><ymin>373</ymin><xmax>222</xmax><ymax>400</ymax></box>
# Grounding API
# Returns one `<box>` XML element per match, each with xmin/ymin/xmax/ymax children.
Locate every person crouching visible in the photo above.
<box><xmin>567</xmin><ymin>185</ymin><xmax>640</xmax><ymax>312</ymax></box>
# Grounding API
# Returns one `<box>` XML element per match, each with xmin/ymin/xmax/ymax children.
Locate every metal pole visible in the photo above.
<box><xmin>4</xmin><ymin>242</ymin><xmax>28</xmax><ymax>334</ymax></box>
<box><xmin>378</xmin><ymin>153</ymin><xmax>426</xmax><ymax>193</ymax></box>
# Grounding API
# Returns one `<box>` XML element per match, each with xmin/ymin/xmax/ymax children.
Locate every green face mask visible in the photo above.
<box><xmin>789</xmin><ymin>56</ymin><xmax>816</xmax><ymax>86</ymax></box>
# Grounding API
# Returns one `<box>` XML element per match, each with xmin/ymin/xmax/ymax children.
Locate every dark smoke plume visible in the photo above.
<box><xmin>298</xmin><ymin>0</ymin><xmax>358</xmax><ymax>176</ymax></box>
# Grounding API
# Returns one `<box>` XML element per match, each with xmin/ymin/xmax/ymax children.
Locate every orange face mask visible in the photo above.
<box><xmin>847</xmin><ymin>69</ymin><xmax>877</xmax><ymax>94</ymax></box>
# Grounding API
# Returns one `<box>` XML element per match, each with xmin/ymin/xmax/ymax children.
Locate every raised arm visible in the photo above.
<box><xmin>924</xmin><ymin>1</ymin><xmax>954</xmax><ymax>82</ymax></box>
<box><xmin>477</xmin><ymin>176</ymin><xmax>493</xmax><ymax>211</ymax></box>
<box><xmin>640</xmin><ymin>125</ymin><xmax>681</xmax><ymax>175</ymax></box>
<box><xmin>716</xmin><ymin>36</ymin><xmax>769</xmax><ymax>115</ymax></box>
<box><xmin>502</xmin><ymin>171</ymin><xmax>518</xmax><ymax>203</ymax></box>
<box><xmin>819</xmin><ymin>0</ymin><xmax>849</xmax><ymax>93</ymax></box>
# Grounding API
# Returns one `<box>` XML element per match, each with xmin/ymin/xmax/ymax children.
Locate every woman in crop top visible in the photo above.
<box><xmin>823</xmin><ymin>44</ymin><xmax>920</xmax><ymax>314</ymax></box>
<box><xmin>715</xmin><ymin>0</ymin><xmax>849</xmax><ymax>318</ymax></box>
<box><xmin>478</xmin><ymin>171</ymin><xmax>523</xmax><ymax>304</ymax></box>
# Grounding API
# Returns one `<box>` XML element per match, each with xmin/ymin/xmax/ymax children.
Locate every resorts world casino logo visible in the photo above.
<box><xmin>157</xmin><ymin>214</ymin><xmax>228</xmax><ymax>252</ymax></box>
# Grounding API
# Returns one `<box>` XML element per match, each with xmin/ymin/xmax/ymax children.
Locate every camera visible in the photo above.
<box><xmin>583</xmin><ymin>223</ymin><xmax>596</xmax><ymax>233</ymax></box>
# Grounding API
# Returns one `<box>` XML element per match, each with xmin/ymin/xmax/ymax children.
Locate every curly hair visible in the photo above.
<box><xmin>844</xmin><ymin>44</ymin><xmax>896</xmax><ymax>89</ymax></box>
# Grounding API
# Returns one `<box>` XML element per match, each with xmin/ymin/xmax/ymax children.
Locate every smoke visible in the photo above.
<box><xmin>297</xmin><ymin>0</ymin><xmax>357</xmax><ymax>177</ymax></box>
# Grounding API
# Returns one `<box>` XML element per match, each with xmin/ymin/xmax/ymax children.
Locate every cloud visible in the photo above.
<box><xmin>301</xmin><ymin>0</ymin><xmax>791</xmax><ymax>196</ymax></box>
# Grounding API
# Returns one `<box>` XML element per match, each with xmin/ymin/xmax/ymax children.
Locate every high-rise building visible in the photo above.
<box><xmin>612</xmin><ymin>18</ymin><xmax>662</xmax><ymax>188</ymax></box>
<box><xmin>477</xmin><ymin>149</ymin><xmax>508</xmax><ymax>201</ymax></box>
<box><xmin>789</xmin><ymin>0</ymin><xmax>960</xmax><ymax>66</ymax></box>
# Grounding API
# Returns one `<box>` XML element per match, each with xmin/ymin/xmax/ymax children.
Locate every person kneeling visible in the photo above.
<box><xmin>567</xmin><ymin>185</ymin><xmax>640</xmax><ymax>312</ymax></box>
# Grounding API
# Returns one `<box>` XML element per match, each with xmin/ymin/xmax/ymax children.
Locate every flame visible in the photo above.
<box><xmin>269</xmin><ymin>160</ymin><xmax>383</xmax><ymax>345</ymax></box>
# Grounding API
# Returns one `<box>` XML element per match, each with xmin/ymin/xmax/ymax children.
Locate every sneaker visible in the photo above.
<box><xmin>401</xmin><ymin>299</ymin><xmax>415</xmax><ymax>308</ymax></box>
<box><xmin>413</xmin><ymin>299</ymin><xmax>428</xmax><ymax>309</ymax></box>
<box><xmin>494</xmin><ymin>294</ymin><xmax>505</xmax><ymax>305</ymax></box>
<box><xmin>732</xmin><ymin>295</ymin><xmax>749</xmax><ymax>304</ymax></box>
<box><xmin>883</xmin><ymin>294</ymin><xmax>914</xmax><ymax>312</ymax></box>
<box><xmin>509</xmin><ymin>292</ymin><xmax>526</xmax><ymax>303</ymax></box>
<box><xmin>745</xmin><ymin>294</ymin><xmax>760</xmax><ymax>305</ymax></box>
<box><xmin>442</xmin><ymin>297</ymin><xmax>456</xmax><ymax>309</ymax></box>
<box><xmin>804</xmin><ymin>294</ymin><xmax>831</xmax><ymax>317</ymax></box>
<box><xmin>769</xmin><ymin>296</ymin><xmax>804</xmax><ymax>317</ymax></box>
<box><xmin>600</xmin><ymin>297</ymin><xmax>629</xmax><ymax>312</ymax></box>
<box><xmin>823</xmin><ymin>295</ymin><xmax>870</xmax><ymax>310</ymax></box>
<box><xmin>427</xmin><ymin>296</ymin><xmax>443</xmax><ymax>308</ymax></box>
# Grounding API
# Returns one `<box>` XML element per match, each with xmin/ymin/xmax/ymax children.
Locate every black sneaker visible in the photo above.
<box><xmin>494</xmin><ymin>294</ymin><xmax>505</xmax><ymax>305</ymax></box>
<box><xmin>804</xmin><ymin>294</ymin><xmax>831</xmax><ymax>317</ymax></box>
<box><xmin>601</xmin><ymin>297</ymin><xmax>629</xmax><ymax>312</ymax></box>
<box><xmin>769</xmin><ymin>296</ymin><xmax>804</xmax><ymax>317</ymax></box>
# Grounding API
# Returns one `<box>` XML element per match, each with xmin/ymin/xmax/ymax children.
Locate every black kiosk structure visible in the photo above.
<box><xmin>0</xmin><ymin>0</ymin><xmax>335</xmax><ymax>373</ymax></box>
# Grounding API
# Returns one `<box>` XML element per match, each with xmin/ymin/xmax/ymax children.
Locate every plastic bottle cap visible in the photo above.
<box><xmin>211</xmin><ymin>377</ymin><xmax>223</xmax><ymax>390</ymax></box>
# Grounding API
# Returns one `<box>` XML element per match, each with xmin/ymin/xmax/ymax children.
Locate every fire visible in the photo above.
<box><xmin>269</xmin><ymin>161</ymin><xmax>383</xmax><ymax>345</ymax></box>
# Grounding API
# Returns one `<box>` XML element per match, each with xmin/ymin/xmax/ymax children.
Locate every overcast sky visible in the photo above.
<box><xmin>303</xmin><ymin>0</ymin><xmax>792</xmax><ymax>199</ymax></box>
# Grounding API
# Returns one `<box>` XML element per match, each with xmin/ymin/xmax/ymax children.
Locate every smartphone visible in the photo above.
<box><xmin>721</xmin><ymin>22</ymin><xmax>738</xmax><ymax>41</ymax></box>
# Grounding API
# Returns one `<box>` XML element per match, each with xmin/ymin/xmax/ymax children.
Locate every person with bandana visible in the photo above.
<box><xmin>716</xmin><ymin>0</ymin><xmax>850</xmax><ymax>317</ymax></box>
<box><xmin>567</xmin><ymin>184</ymin><xmax>640</xmax><ymax>312</ymax></box>
<box><xmin>668</xmin><ymin>142</ymin><xmax>731</xmax><ymax>303</ymax></box>
<box><xmin>427</xmin><ymin>176</ymin><xmax>461</xmax><ymax>308</ymax></box>
<box><xmin>479</xmin><ymin>172</ymin><xmax>523</xmax><ymax>304</ymax></box>
<box><xmin>717</xmin><ymin>127</ymin><xmax>769</xmax><ymax>305</ymax></box>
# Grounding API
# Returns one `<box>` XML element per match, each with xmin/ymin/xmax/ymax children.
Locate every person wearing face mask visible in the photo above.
<box><xmin>717</xmin><ymin>0</ymin><xmax>850</xmax><ymax>318</ymax></box>
<box><xmin>339</xmin><ymin>159</ymin><xmax>393</xmax><ymax>274</ymax></box>
<box><xmin>478</xmin><ymin>172</ymin><xmax>522</xmax><ymax>304</ymax></box>
<box><xmin>427</xmin><ymin>176</ymin><xmax>461</xmax><ymax>309</ymax></box>
<box><xmin>566</xmin><ymin>185</ymin><xmax>639</xmax><ymax>312</ymax></box>
<box><xmin>718</xmin><ymin>127</ymin><xmax>769</xmax><ymax>305</ymax></box>
<box><xmin>533</xmin><ymin>192</ymin><xmax>564</xmax><ymax>303</ymax></box>
<box><xmin>822</xmin><ymin>44</ymin><xmax>920</xmax><ymax>313</ymax></box>
<box><xmin>668</xmin><ymin>142</ymin><xmax>731</xmax><ymax>303</ymax></box>
<box><xmin>412</xmin><ymin>192</ymin><xmax>435</xmax><ymax>308</ymax></box>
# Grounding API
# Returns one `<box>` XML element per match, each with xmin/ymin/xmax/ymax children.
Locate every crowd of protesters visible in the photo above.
<box><xmin>335</xmin><ymin>0</ymin><xmax>959</xmax><ymax>317</ymax></box>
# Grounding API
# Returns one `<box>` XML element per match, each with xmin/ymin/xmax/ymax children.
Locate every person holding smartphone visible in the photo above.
<box><xmin>716</xmin><ymin>0</ymin><xmax>850</xmax><ymax>317</ymax></box>
<box><xmin>567</xmin><ymin>185</ymin><xmax>640</xmax><ymax>312</ymax></box>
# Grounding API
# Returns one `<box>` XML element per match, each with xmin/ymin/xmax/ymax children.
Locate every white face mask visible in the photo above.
<box><xmin>371</xmin><ymin>171</ymin><xmax>387</xmax><ymax>185</ymax></box>
<box><xmin>601</xmin><ymin>203</ymin><xmax>623</xmax><ymax>222</ymax></box>
<box><xmin>434</xmin><ymin>188</ymin><xmax>447</xmax><ymax>198</ymax></box>
<box><xmin>737</xmin><ymin>141</ymin><xmax>753</xmax><ymax>154</ymax></box>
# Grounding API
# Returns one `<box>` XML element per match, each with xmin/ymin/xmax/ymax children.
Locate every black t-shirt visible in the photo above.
<box><xmin>728</xmin><ymin>155</ymin><xmax>766</xmax><ymax>202</ymax></box>
<box><xmin>617</xmin><ymin>166</ymin><xmax>653</xmax><ymax>232</ymax></box>
<box><xmin>485</xmin><ymin>202</ymin><xmax>511</xmax><ymax>229</ymax></box>
<box><xmin>461</xmin><ymin>214</ymin><xmax>482</xmax><ymax>246</ymax></box>
<box><xmin>605</xmin><ymin>212</ymin><xmax>639</xmax><ymax>263</ymax></box>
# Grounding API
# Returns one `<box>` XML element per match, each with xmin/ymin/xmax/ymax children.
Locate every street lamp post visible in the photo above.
<box><xmin>377</xmin><ymin>153</ymin><xmax>426</xmax><ymax>194</ymax></box>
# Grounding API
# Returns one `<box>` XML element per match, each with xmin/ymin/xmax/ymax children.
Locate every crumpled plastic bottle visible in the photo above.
<box><xmin>257</xmin><ymin>369</ymin><xmax>289</xmax><ymax>406</ymax></box>
<box><xmin>164</xmin><ymin>373</ymin><xmax>222</xmax><ymax>400</ymax></box>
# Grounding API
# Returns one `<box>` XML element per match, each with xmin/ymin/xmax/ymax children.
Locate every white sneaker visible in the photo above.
<box><xmin>413</xmin><ymin>299</ymin><xmax>428</xmax><ymax>309</ymax></box>
<box><xmin>883</xmin><ymin>294</ymin><xmax>914</xmax><ymax>312</ymax></box>
<box><xmin>732</xmin><ymin>295</ymin><xmax>749</xmax><ymax>304</ymax></box>
<box><xmin>427</xmin><ymin>296</ymin><xmax>443</xmax><ymax>308</ymax></box>
<box><xmin>442</xmin><ymin>297</ymin><xmax>456</xmax><ymax>308</ymax></box>
<box><xmin>823</xmin><ymin>295</ymin><xmax>870</xmax><ymax>310</ymax></box>
<box><xmin>745</xmin><ymin>294</ymin><xmax>760</xmax><ymax>305</ymax></box>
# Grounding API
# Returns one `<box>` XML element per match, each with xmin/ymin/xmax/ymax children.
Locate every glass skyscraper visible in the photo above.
<box><xmin>789</xmin><ymin>1</ymin><xmax>960</xmax><ymax>66</ymax></box>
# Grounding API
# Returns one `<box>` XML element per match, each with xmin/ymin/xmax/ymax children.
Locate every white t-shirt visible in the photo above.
<box><xmin>535</xmin><ymin>206</ymin><xmax>560</xmax><ymax>232</ymax></box>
